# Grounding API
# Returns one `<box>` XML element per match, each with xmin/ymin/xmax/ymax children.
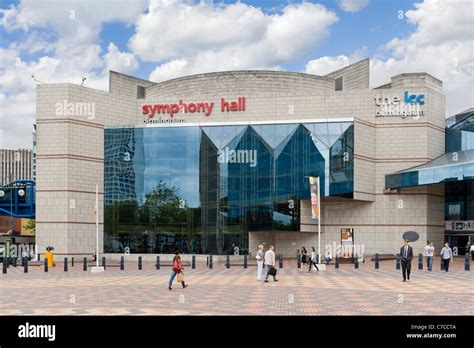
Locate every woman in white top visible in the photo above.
<box><xmin>256</xmin><ymin>244</ymin><xmax>265</xmax><ymax>281</ymax></box>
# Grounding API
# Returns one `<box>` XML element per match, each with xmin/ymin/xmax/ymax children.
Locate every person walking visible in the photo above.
<box><xmin>470</xmin><ymin>242</ymin><xmax>474</xmax><ymax>261</ymax></box>
<box><xmin>301</xmin><ymin>246</ymin><xmax>308</xmax><ymax>271</ymax></box>
<box><xmin>308</xmin><ymin>246</ymin><xmax>319</xmax><ymax>272</ymax></box>
<box><xmin>256</xmin><ymin>244</ymin><xmax>265</xmax><ymax>281</ymax></box>
<box><xmin>424</xmin><ymin>241</ymin><xmax>435</xmax><ymax>271</ymax></box>
<box><xmin>440</xmin><ymin>242</ymin><xmax>453</xmax><ymax>272</ymax></box>
<box><xmin>168</xmin><ymin>250</ymin><xmax>188</xmax><ymax>290</ymax></box>
<box><xmin>400</xmin><ymin>239</ymin><xmax>413</xmax><ymax>282</ymax></box>
<box><xmin>264</xmin><ymin>245</ymin><xmax>278</xmax><ymax>282</ymax></box>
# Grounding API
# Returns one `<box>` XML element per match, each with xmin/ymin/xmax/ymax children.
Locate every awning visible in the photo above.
<box><xmin>385</xmin><ymin>149</ymin><xmax>474</xmax><ymax>189</ymax></box>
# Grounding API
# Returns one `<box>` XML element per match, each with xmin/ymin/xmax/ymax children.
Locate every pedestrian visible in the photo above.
<box><xmin>424</xmin><ymin>241</ymin><xmax>435</xmax><ymax>271</ymax></box>
<box><xmin>470</xmin><ymin>243</ymin><xmax>474</xmax><ymax>261</ymax></box>
<box><xmin>168</xmin><ymin>250</ymin><xmax>188</xmax><ymax>290</ymax></box>
<box><xmin>301</xmin><ymin>246</ymin><xmax>308</xmax><ymax>271</ymax></box>
<box><xmin>400</xmin><ymin>239</ymin><xmax>413</xmax><ymax>282</ymax></box>
<box><xmin>264</xmin><ymin>245</ymin><xmax>278</xmax><ymax>282</ymax></box>
<box><xmin>440</xmin><ymin>242</ymin><xmax>453</xmax><ymax>272</ymax></box>
<box><xmin>92</xmin><ymin>247</ymin><xmax>96</xmax><ymax>262</ymax></box>
<box><xmin>308</xmin><ymin>246</ymin><xmax>319</xmax><ymax>272</ymax></box>
<box><xmin>256</xmin><ymin>244</ymin><xmax>265</xmax><ymax>281</ymax></box>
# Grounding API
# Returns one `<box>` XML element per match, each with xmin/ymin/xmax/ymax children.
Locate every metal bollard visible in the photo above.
<box><xmin>44</xmin><ymin>258</ymin><xmax>48</xmax><ymax>272</ymax></box>
<box><xmin>83</xmin><ymin>257</ymin><xmax>87</xmax><ymax>271</ymax></box>
<box><xmin>21</xmin><ymin>256</ymin><xmax>24</xmax><ymax>266</ymax></box>
<box><xmin>12</xmin><ymin>257</ymin><xmax>17</xmax><ymax>267</ymax></box>
<box><xmin>206</xmin><ymin>256</ymin><xmax>209</xmax><ymax>267</ymax></box>
<box><xmin>226</xmin><ymin>255</ymin><xmax>230</xmax><ymax>269</ymax></box>
<box><xmin>102</xmin><ymin>257</ymin><xmax>106</xmax><ymax>271</ymax></box>
<box><xmin>375</xmin><ymin>253</ymin><xmax>380</xmax><ymax>269</ymax></box>
<box><xmin>156</xmin><ymin>256</ymin><xmax>160</xmax><ymax>270</ymax></box>
<box><xmin>465</xmin><ymin>253</ymin><xmax>470</xmax><ymax>271</ymax></box>
<box><xmin>297</xmin><ymin>255</ymin><xmax>301</xmax><ymax>269</ymax></box>
<box><xmin>354</xmin><ymin>254</ymin><xmax>359</xmax><ymax>269</ymax></box>
<box><xmin>138</xmin><ymin>256</ymin><xmax>142</xmax><ymax>270</ymax></box>
<box><xmin>192</xmin><ymin>255</ymin><xmax>196</xmax><ymax>269</ymax></box>
<box><xmin>120</xmin><ymin>256</ymin><xmax>124</xmax><ymax>271</ymax></box>
<box><xmin>279</xmin><ymin>256</ymin><xmax>283</xmax><ymax>269</ymax></box>
<box><xmin>335</xmin><ymin>256</ymin><xmax>340</xmax><ymax>269</ymax></box>
<box><xmin>418</xmin><ymin>253</ymin><xmax>423</xmax><ymax>270</ymax></box>
<box><xmin>23</xmin><ymin>257</ymin><xmax>28</xmax><ymax>273</ymax></box>
<box><xmin>396</xmin><ymin>255</ymin><xmax>401</xmax><ymax>270</ymax></box>
<box><xmin>244</xmin><ymin>254</ymin><xmax>248</xmax><ymax>269</ymax></box>
<box><xmin>72</xmin><ymin>257</ymin><xmax>74</xmax><ymax>267</ymax></box>
<box><xmin>2</xmin><ymin>258</ymin><xmax>7</xmax><ymax>274</ymax></box>
<box><xmin>37</xmin><ymin>254</ymin><xmax>40</xmax><ymax>262</ymax></box>
<box><xmin>64</xmin><ymin>257</ymin><xmax>68</xmax><ymax>272</ymax></box>
<box><xmin>441</xmin><ymin>257</ymin><xmax>445</xmax><ymax>271</ymax></box>
<box><xmin>209</xmin><ymin>255</ymin><xmax>213</xmax><ymax>269</ymax></box>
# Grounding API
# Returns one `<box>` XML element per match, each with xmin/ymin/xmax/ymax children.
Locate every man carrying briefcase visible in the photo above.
<box><xmin>264</xmin><ymin>245</ymin><xmax>278</xmax><ymax>282</ymax></box>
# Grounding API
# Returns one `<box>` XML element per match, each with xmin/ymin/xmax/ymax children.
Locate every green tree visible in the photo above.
<box><xmin>23</xmin><ymin>219</ymin><xmax>35</xmax><ymax>233</ymax></box>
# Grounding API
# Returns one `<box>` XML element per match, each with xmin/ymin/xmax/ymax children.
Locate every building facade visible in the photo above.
<box><xmin>35</xmin><ymin>59</ymin><xmax>446</xmax><ymax>257</ymax></box>
<box><xmin>0</xmin><ymin>149</ymin><xmax>34</xmax><ymax>185</ymax></box>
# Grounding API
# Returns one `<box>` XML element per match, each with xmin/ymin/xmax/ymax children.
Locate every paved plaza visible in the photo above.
<box><xmin>1</xmin><ymin>258</ymin><xmax>472</xmax><ymax>316</ymax></box>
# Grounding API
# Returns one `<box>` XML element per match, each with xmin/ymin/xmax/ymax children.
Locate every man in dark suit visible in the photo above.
<box><xmin>400</xmin><ymin>239</ymin><xmax>413</xmax><ymax>282</ymax></box>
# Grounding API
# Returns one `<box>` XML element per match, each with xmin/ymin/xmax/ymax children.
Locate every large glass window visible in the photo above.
<box><xmin>104</xmin><ymin>122</ymin><xmax>354</xmax><ymax>254</ymax></box>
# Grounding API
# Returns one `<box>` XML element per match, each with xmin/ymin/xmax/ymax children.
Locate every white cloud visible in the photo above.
<box><xmin>0</xmin><ymin>0</ymin><xmax>148</xmax><ymax>149</ymax></box>
<box><xmin>104</xmin><ymin>43</ymin><xmax>139</xmax><ymax>74</ymax></box>
<box><xmin>141</xmin><ymin>1</ymin><xmax>338</xmax><ymax>82</ymax></box>
<box><xmin>306</xmin><ymin>0</ymin><xmax>474</xmax><ymax>117</ymax></box>
<box><xmin>338</xmin><ymin>0</ymin><xmax>370</xmax><ymax>13</ymax></box>
<box><xmin>305</xmin><ymin>46</ymin><xmax>368</xmax><ymax>75</ymax></box>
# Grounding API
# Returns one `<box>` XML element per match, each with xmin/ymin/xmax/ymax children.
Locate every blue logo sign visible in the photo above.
<box><xmin>404</xmin><ymin>91</ymin><xmax>425</xmax><ymax>105</ymax></box>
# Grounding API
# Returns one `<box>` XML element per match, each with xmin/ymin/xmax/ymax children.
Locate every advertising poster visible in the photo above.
<box><xmin>341</xmin><ymin>227</ymin><xmax>354</xmax><ymax>258</ymax></box>
<box><xmin>309</xmin><ymin>176</ymin><xmax>320</xmax><ymax>220</ymax></box>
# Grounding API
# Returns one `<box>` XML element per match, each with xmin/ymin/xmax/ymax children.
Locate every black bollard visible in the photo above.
<box><xmin>279</xmin><ymin>256</ymin><xmax>283</xmax><ymax>269</ymax></box>
<box><xmin>226</xmin><ymin>255</ymin><xmax>230</xmax><ymax>269</ymax></box>
<box><xmin>335</xmin><ymin>256</ymin><xmax>340</xmax><ymax>269</ymax></box>
<box><xmin>396</xmin><ymin>255</ymin><xmax>401</xmax><ymax>270</ymax></box>
<box><xmin>418</xmin><ymin>253</ymin><xmax>423</xmax><ymax>270</ymax></box>
<box><xmin>192</xmin><ymin>255</ymin><xmax>196</xmax><ymax>269</ymax></box>
<box><xmin>37</xmin><ymin>254</ymin><xmax>40</xmax><ymax>262</ymax></box>
<box><xmin>23</xmin><ymin>257</ymin><xmax>28</xmax><ymax>273</ymax></box>
<box><xmin>465</xmin><ymin>253</ymin><xmax>470</xmax><ymax>271</ymax></box>
<box><xmin>441</xmin><ymin>257</ymin><xmax>445</xmax><ymax>271</ymax></box>
<box><xmin>102</xmin><ymin>257</ymin><xmax>106</xmax><ymax>271</ymax></box>
<box><xmin>12</xmin><ymin>257</ymin><xmax>17</xmax><ymax>267</ymax></box>
<box><xmin>72</xmin><ymin>257</ymin><xmax>74</xmax><ymax>267</ymax></box>
<box><xmin>297</xmin><ymin>255</ymin><xmax>301</xmax><ymax>269</ymax></box>
<box><xmin>2</xmin><ymin>258</ymin><xmax>7</xmax><ymax>274</ymax></box>
<box><xmin>138</xmin><ymin>256</ymin><xmax>142</xmax><ymax>270</ymax></box>
<box><xmin>209</xmin><ymin>255</ymin><xmax>213</xmax><ymax>269</ymax></box>
<box><xmin>156</xmin><ymin>256</ymin><xmax>160</xmax><ymax>270</ymax></box>
<box><xmin>316</xmin><ymin>254</ymin><xmax>319</xmax><ymax>265</ymax></box>
<box><xmin>44</xmin><ymin>258</ymin><xmax>48</xmax><ymax>272</ymax></box>
<box><xmin>375</xmin><ymin>253</ymin><xmax>380</xmax><ymax>269</ymax></box>
<box><xmin>83</xmin><ymin>257</ymin><xmax>87</xmax><ymax>271</ymax></box>
<box><xmin>64</xmin><ymin>258</ymin><xmax>68</xmax><ymax>272</ymax></box>
<box><xmin>206</xmin><ymin>256</ymin><xmax>209</xmax><ymax>267</ymax></box>
<box><xmin>120</xmin><ymin>256</ymin><xmax>124</xmax><ymax>271</ymax></box>
<box><xmin>354</xmin><ymin>254</ymin><xmax>359</xmax><ymax>269</ymax></box>
<box><xmin>244</xmin><ymin>254</ymin><xmax>248</xmax><ymax>269</ymax></box>
<box><xmin>21</xmin><ymin>256</ymin><xmax>24</xmax><ymax>266</ymax></box>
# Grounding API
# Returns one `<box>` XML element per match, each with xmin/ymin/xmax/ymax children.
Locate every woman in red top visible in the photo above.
<box><xmin>169</xmin><ymin>250</ymin><xmax>188</xmax><ymax>290</ymax></box>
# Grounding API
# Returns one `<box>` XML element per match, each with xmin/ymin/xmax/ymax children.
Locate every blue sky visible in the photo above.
<box><xmin>0</xmin><ymin>0</ymin><xmax>473</xmax><ymax>148</ymax></box>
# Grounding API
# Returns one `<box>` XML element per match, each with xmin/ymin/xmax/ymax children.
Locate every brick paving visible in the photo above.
<box><xmin>0</xmin><ymin>258</ymin><xmax>472</xmax><ymax>315</ymax></box>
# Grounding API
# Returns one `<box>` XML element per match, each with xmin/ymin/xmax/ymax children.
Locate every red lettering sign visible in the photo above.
<box><xmin>142</xmin><ymin>98</ymin><xmax>245</xmax><ymax>118</ymax></box>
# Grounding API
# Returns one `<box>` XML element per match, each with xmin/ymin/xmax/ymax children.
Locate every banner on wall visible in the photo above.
<box><xmin>341</xmin><ymin>227</ymin><xmax>354</xmax><ymax>258</ymax></box>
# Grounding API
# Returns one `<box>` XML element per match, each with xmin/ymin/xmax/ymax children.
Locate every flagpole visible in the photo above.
<box><xmin>96</xmin><ymin>183</ymin><xmax>99</xmax><ymax>268</ymax></box>
<box><xmin>317</xmin><ymin>177</ymin><xmax>321</xmax><ymax>263</ymax></box>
